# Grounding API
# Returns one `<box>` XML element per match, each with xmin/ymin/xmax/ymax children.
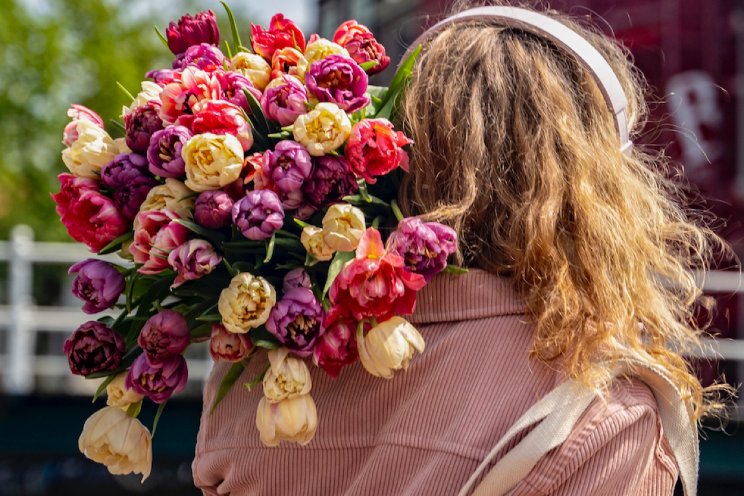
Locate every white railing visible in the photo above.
<box><xmin>0</xmin><ymin>225</ymin><xmax>742</xmax><ymax>396</ymax></box>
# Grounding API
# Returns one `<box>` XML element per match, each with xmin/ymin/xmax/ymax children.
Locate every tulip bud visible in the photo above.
<box><xmin>263</xmin><ymin>348</ymin><xmax>312</xmax><ymax>403</ymax></box>
<box><xmin>256</xmin><ymin>394</ymin><xmax>318</xmax><ymax>447</ymax></box>
<box><xmin>357</xmin><ymin>317</ymin><xmax>425</xmax><ymax>379</ymax></box>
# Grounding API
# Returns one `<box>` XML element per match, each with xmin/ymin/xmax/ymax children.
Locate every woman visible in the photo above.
<box><xmin>193</xmin><ymin>2</ymin><xmax>729</xmax><ymax>494</ymax></box>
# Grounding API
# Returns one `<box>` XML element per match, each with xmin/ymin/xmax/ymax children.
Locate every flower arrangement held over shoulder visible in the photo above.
<box><xmin>53</xmin><ymin>4</ymin><xmax>461</xmax><ymax>481</ymax></box>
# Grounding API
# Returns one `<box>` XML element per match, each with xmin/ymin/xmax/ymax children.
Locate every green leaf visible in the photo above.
<box><xmin>174</xmin><ymin>219</ymin><xmax>228</xmax><ymax>245</ymax></box>
<box><xmin>97</xmin><ymin>231</ymin><xmax>134</xmax><ymax>255</ymax></box>
<box><xmin>375</xmin><ymin>44</ymin><xmax>421</xmax><ymax>119</ymax></box>
<box><xmin>196</xmin><ymin>313</ymin><xmax>222</xmax><ymax>322</ymax></box>
<box><xmin>154</xmin><ymin>26</ymin><xmax>170</xmax><ymax>51</ymax></box>
<box><xmin>190</xmin><ymin>322</ymin><xmax>213</xmax><ymax>339</ymax></box>
<box><xmin>252</xmin><ymin>339</ymin><xmax>280</xmax><ymax>350</ymax></box>
<box><xmin>360</xmin><ymin>60</ymin><xmax>380</xmax><ymax>71</ymax></box>
<box><xmin>116</xmin><ymin>81</ymin><xmax>135</xmax><ymax>102</ymax></box>
<box><xmin>263</xmin><ymin>234</ymin><xmax>276</xmax><ymax>263</ymax></box>
<box><xmin>243</xmin><ymin>363</ymin><xmax>270</xmax><ymax>391</ymax></box>
<box><xmin>323</xmin><ymin>250</ymin><xmax>354</xmax><ymax>298</ymax></box>
<box><xmin>126</xmin><ymin>399</ymin><xmax>143</xmax><ymax>418</ymax></box>
<box><xmin>211</xmin><ymin>362</ymin><xmax>246</xmax><ymax>413</ymax></box>
<box><xmin>92</xmin><ymin>374</ymin><xmax>117</xmax><ymax>403</ymax></box>
<box><xmin>109</xmin><ymin>119</ymin><xmax>126</xmax><ymax>132</ymax></box>
<box><xmin>220</xmin><ymin>1</ymin><xmax>242</xmax><ymax>55</ymax></box>
<box><xmin>223</xmin><ymin>40</ymin><xmax>233</xmax><ymax>60</ymax></box>
<box><xmin>444</xmin><ymin>265</ymin><xmax>469</xmax><ymax>275</ymax></box>
<box><xmin>341</xmin><ymin>194</ymin><xmax>390</xmax><ymax>208</ymax></box>
<box><xmin>151</xmin><ymin>401</ymin><xmax>167</xmax><ymax>437</ymax></box>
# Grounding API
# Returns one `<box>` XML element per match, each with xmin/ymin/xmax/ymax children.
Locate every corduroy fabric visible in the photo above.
<box><xmin>193</xmin><ymin>269</ymin><xmax>678</xmax><ymax>495</ymax></box>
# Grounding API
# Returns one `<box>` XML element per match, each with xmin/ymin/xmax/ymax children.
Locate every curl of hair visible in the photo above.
<box><xmin>399</xmin><ymin>0</ymin><xmax>733</xmax><ymax>419</ymax></box>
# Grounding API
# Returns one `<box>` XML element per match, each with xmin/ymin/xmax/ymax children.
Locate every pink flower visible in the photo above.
<box><xmin>126</xmin><ymin>354</ymin><xmax>188</xmax><ymax>404</ymax></box>
<box><xmin>166</xmin><ymin>9</ymin><xmax>220</xmax><ymax>55</ymax></box>
<box><xmin>63</xmin><ymin>104</ymin><xmax>105</xmax><ymax>147</ymax></box>
<box><xmin>167</xmin><ymin>239</ymin><xmax>222</xmax><ymax>287</ymax></box>
<box><xmin>344</xmin><ymin>118</ymin><xmax>412</xmax><ymax>184</ymax></box>
<box><xmin>260</xmin><ymin>75</ymin><xmax>308</xmax><ymax>126</ymax></box>
<box><xmin>312</xmin><ymin>318</ymin><xmax>358</xmax><ymax>378</ymax></box>
<box><xmin>333</xmin><ymin>20</ymin><xmax>390</xmax><ymax>75</ymax></box>
<box><xmin>251</xmin><ymin>14</ymin><xmax>306</xmax><ymax>61</ymax></box>
<box><xmin>173</xmin><ymin>43</ymin><xmax>225</xmax><ymax>72</ymax></box>
<box><xmin>124</xmin><ymin>102</ymin><xmax>164</xmax><ymax>154</ymax></box>
<box><xmin>217</xmin><ymin>71</ymin><xmax>262</xmax><ymax>113</ymax></box>
<box><xmin>159</xmin><ymin>67</ymin><xmax>221</xmax><ymax>125</ymax></box>
<box><xmin>138</xmin><ymin>310</ymin><xmax>191</xmax><ymax>361</ymax></box>
<box><xmin>194</xmin><ymin>190</ymin><xmax>234</xmax><ymax>229</ymax></box>
<box><xmin>282</xmin><ymin>268</ymin><xmax>311</xmax><ymax>293</ymax></box>
<box><xmin>387</xmin><ymin>218</ymin><xmax>458</xmax><ymax>282</ymax></box>
<box><xmin>191</xmin><ymin>100</ymin><xmax>253</xmax><ymax>151</ymax></box>
<box><xmin>69</xmin><ymin>259</ymin><xmax>125</xmax><ymax>314</ymax></box>
<box><xmin>52</xmin><ymin>174</ymin><xmax>129</xmax><ymax>253</ymax></box>
<box><xmin>270</xmin><ymin>47</ymin><xmax>308</xmax><ymax>80</ymax></box>
<box><xmin>305</xmin><ymin>55</ymin><xmax>369</xmax><ymax>113</ymax></box>
<box><xmin>329</xmin><ymin>228</ymin><xmax>426</xmax><ymax>322</ymax></box>
<box><xmin>64</xmin><ymin>321</ymin><xmax>125</xmax><ymax>376</ymax></box>
<box><xmin>209</xmin><ymin>323</ymin><xmax>252</xmax><ymax>362</ymax></box>
<box><xmin>129</xmin><ymin>209</ymin><xmax>190</xmax><ymax>275</ymax></box>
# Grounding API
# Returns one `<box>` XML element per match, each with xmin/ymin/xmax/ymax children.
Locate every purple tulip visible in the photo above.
<box><xmin>386</xmin><ymin>218</ymin><xmax>458</xmax><ymax>282</ymax></box>
<box><xmin>69</xmin><ymin>259</ymin><xmax>125</xmax><ymax>314</ymax></box>
<box><xmin>124</xmin><ymin>103</ymin><xmax>164</xmax><ymax>154</ymax></box>
<box><xmin>126</xmin><ymin>353</ymin><xmax>188</xmax><ymax>404</ymax></box>
<box><xmin>218</xmin><ymin>71</ymin><xmax>262</xmax><ymax>113</ymax></box>
<box><xmin>137</xmin><ymin>309</ymin><xmax>190</xmax><ymax>361</ymax></box>
<box><xmin>298</xmin><ymin>155</ymin><xmax>358</xmax><ymax>218</ymax></box>
<box><xmin>147</xmin><ymin>125</ymin><xmax>192</xmax><ymax>178</ymax></box>
<box><xmin>63</xmin><ymin>321</ymin><xmax>125</xmax><ymax>376</ymax></box>
<box><xmin>266</xmin><ymin>287</ymin><xmax>325</xmax><ymax>357</ymax></box>
<box><xmin>166</xmin><ymin>10</ymin><xmax>220</xmax><ymax>55</ymax></box>
<box><xmin>168</xmin><ymin>239</ymin><xmax>222</xmax><ymax>288</ymax></box>
<box><xmin>232</xmin><ymin>190</ymin><xmax>285</xmax><ymax>240</ymax></box>
<box><xmin>305</xmin><ymin>55</ymin><xmax>370</xmax><ymax>113</ymax></box>
<box><xmin>173</xmin><ymin>43</ymin><xmax>225</xmax><ymax>71</ymax></box>
<box><xmin>194</xmin><ymin>190</ymin><xmax>234</xmax><ymax>229</ymax></box>
<box><xmin>282</xmin><ymin>268</ymin><xmax>312</xmax><ymax>293</ymax></box>
<box><xmin>101</xmin><ymin>154</ymin><xmax>158</xmax><ymax>221</ymax></box>
<box><xmin>260</xmin><ymin>75</ymin><xmax>308</xmax><ymax>126</ymax></box>
<box><xmin>263</xmin><ymin>140</ymin><xmax>313</xmax><ymax>201</ymax></box>
<box><xmin>146</xmin><ymin>68</ymin><xmax>179</xmax><ymax>85</ymax></box>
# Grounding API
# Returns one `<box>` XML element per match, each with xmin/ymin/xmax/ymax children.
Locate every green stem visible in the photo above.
<box><xmin>390</xmin><ymin>199</ymin><xmax>405</xmax><ymax>222</ymax></box>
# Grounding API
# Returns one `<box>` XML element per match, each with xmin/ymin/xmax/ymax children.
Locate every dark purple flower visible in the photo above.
<box><xmin>282</xmin><ymin>268</ymin><xmax>311</xmax><ymax>293</ymax></box>
<box><xmin>69</xmin><ymin>259</ymin><xmax>124</xmax><ymax>314</ymax></box>
<box><xmin>194</xmin><ymin>190</ymin><xmax>234</xmax><ymax>229</ymax></box>
<box><xmin>173</xmin><ymin>43</ymin><xmax>225</xmax><ymax>71</ymax></box>
<box><xmin>386</xmin><ymin>218</ymin><xmax>458</xmax><ymax>282</ymax></box>
<box><xmin>312</xmin><ymin>318</ymin><xmax>358</xmax><ymax>378</ymax></box>
<box><xmin>168</xmin><ymin>239</ymin><xmax>222</xmax><ymax>287</ymax></box>
<box><xmin>266</xmin><ymin>287</ymin><xmax>325</xmax><ymax>357</ymax></box>
<box><xmin>166</xmin><ymin>10</ymin><xmax>220</xmax><ymax>55</ymax></box>
<box><xmin>218</xmin><ymin>71</ymin><xmax>262</xmax><ymax>112</ymax></box>
<box><xmin>260</xmin><ymin>75</ymin><xmax>308</xmax><ymax>126</ymax></box>
<box><xmin>305</xmin><ymin>55</ymin><xmax>369</xmax><ymax>113</ymax></box>
<box><xmin>137</xmin><ymin>309</ymin><xmax>190</xmax><ymax>361</ymax></box>
<box><xmin>298</xmin><ymin>155</ymin><xmax>358</xmax><ymax>218</ymax></box>
<box><xmin>125</xmin><ymin>353</ymin><xmax>188</xmax><ymax>404</ymax></box>
<box><xmin>63</xmin><ymin>321</ymin><xmax>125</xmax><ymax>376</ymax></box>
<box><xmin>232</xmin><ymin>190</ymin><xmax>285</xmax><ymax>240</ymax></box>
<box><xmin>263</xmin><ymin>140</ymin><xmax>313</xmax><ymax>209</ymax></box>
<box><xmin>101</xmin><ymin>154</ymin><xmax>158</xmax><ymax>221</ymax></box>
<box><xmin>147</xmin><ymin>125</ymin><xmax>192</xmax><ymax>178</ymax></box>
<box><xmin>124</xmin><ymin>103</ymin><xmax>164</xmax><ymax>154</ymax></box>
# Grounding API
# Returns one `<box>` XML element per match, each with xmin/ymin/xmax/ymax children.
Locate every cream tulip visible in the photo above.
<box><xmin>263</xmin><ymin>348</ymin><xmax>312</xmax><ymax>403</ymax></box>
<box><xmin>231</xmin><ymin>52</ymin><xmax>272</xmax><ymax>90</ymax></box>
<box><xmin>321</xmin><ymin>203</ymin><xmax>366</xmax><ymax>252</ymax></box>
<box><xmin>357</xmin><ymin>317</ymin><xmax>425</xmax><ymax>379</ymax></box>
<box><xmin>292</xmin><ymin>103</ymin><xmax>351</xmax><ymax>156</ymax></box>
<box><xmin>256</xmin><ymin>394</ymin><xmax>318</xmax><ymax>447</ymax></box>
<box><xmin>301</xmin><ymin>226</ymin><xmax>334</xmax><ymax>261</ymax></box>
<box><xmin>78</xmin><ymin>406</ymin><xmax>152</xmax><ymax>482</ymax></box>
<box><xmin>106</xmin><ymin>372</ymin><xmax>144</xmax><ymax>410</ymax></box>
<box><xmin>218</xmin><ymin>272</ymin><xmax>277</xmax><ymax>333</ymax></box>
<box><xmin>138</xmin><ymin>178</ymin><xmax>195</xmax><ymax>219</ymax></box>
<box><xmin>62</xmin><ymin>120</ymin><xmax>118</xmax><ymax>178</ymax></box>
<box><xmin>182</xmin><ymin>133</ymin><xmax>245</xmax><ymax>193</ymax></box>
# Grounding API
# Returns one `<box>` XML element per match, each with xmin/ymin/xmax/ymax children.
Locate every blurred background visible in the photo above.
<box><xmin>0</xmin><ymin>0</ymin><xmax>742</xmax><ymax>494</ymax></box>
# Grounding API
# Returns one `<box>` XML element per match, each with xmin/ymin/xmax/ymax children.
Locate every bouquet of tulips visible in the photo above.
<box><xmin>52</xmin><ymin>3</ymin><xmax>461</xmax><ymax>481</ymax></box>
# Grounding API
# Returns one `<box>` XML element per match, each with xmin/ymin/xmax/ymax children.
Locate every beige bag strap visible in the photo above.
<box><xmin>458</xmin><ymin>359</ymin><xmax>698</xmax><ymax>496</ymax></box>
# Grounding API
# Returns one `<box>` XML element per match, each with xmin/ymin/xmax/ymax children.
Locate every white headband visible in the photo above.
<box><xmin>405</xmin><ymin>6</ymin><xmax>633</xmax><ymax>154</ymax></box>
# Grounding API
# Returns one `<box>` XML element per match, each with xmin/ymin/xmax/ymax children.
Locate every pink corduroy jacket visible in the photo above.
<box><xmin>192</xmin><ymin>269</ymin><xmax>678</xmax><ymax>495</ymax></box>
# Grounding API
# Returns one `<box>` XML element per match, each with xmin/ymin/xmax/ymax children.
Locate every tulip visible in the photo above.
<box><xmin>231</xmin><ymin>52</ymin><xmax>272</xmax><ymax>90</ymax></box>
<box><xmin>129</xmin><ymin>209</ymin><xmax>190</xmax><ymax>275</ymax></box>
<box><xmin>292</xmin><ymin>102</ymin><xmax>351</xmax><ymax>156</ymax></box>
<box><xmin>217</xmin><ymin>71</ymin><xmax>262</xmax><ymax>112</ymax></box>
<box><xmin>282</xmin><ymin>268</ymin><xmax>312</xmax><ymax>293</ymax></box>
<box><xmin>106</xmin><ymin>372</ymin><xmax>145</xmax><ymax>410</ymax></box>
<box><xmin>101</xmin><ymin>154</ymin><xmax>158</xmax><ymax>221</ymax></box>
<box><xmin>305</xmin><ymin>55</ymin><xmax>370</xmax><ymax>113</ymax></box>
<box><xmin>63</xmin><ymin>321</ymin><xmax>125</xmax><ymax>376</ymax></box>
<box><xmin>147</xmin><ymin>125</ymin><xmax>192</xmax><ymax>178</ymax></box>
<box><xmin>191</xmin><ymin>100</ymin><xmax>253</xmax><ymax>152</ymax></box>
<box><xmin>333</xmin><ymin>20</ymin><xmax>390</xmax><ymax>75</ymax></box>
<box><xmin>173</xmin><ymin>43</ymin><xmax>225</xmax><ymax>71</ymax></box>
<box><xmin>126</xmin><ymin>353</ymin><xmax>188</xmax><ymax>404</ymax></box>
<box><xmin>69</xmin><ymin>259</ymin><xmax>125</xmax><ymax>314</ymax></box>
<box><xmin>357</xmin><ymin>316</ymin><xmax>425</xmax><ymax>379</ymax></box>
<box><xmin>303</xmin><ymin>38</ymin><xmax>349</xmax><ymax>66</ymax></box>
<box><xmin>255</xmin><ymin>394</ymin><xmax>317</xmax><ymax>447</ymax></box>
<box><xmin>218</xmin><ymin>272</ymin><xmax>277</xmax><ymax>333</ymax></box>
<box><xmin>321</xmin><ymin>203</ymin><xmax>366</xmax><ymax>252</ymax></box>
<box><xmin>345</xmin><ymin>118</ymin><xmax>412</xmax><ymax>184</ymax></box>
<box><xmin>168</xmin><ymin>239</ymin><xmax>222</xmax><ymax>288</ymax></box>
<box><xmin>209</xmin><ymin>323</ymin><xmax>252</xmax><ymax>362</ymax></box>
<box><xmin>166</xmin><ymin>9</ymin><xmax>220</xmax><ymax>55</ymax></box>
<box><xmin>260</xmin><ymin>75</ymin><xmax>309</xmax><ymax>127</ymax></box>
<box><xmin>299</xmin><ymin>155</ymin><xmax>358</xmax><ymax>218</ymax></box>
<box><xmin>251</xmin><ymin>14</ymin><xmax>306</xmax><ymax>61</ymax></box>
<box><xmin>387</xmin><ymin>218</ymin><xmax>458</xmax><ymax>282</ymax></box>
<box><xmin>138</xmin><ymin>310</ymin><xmax>190</xmax><ymax>361</ymax></box>
<box><xmin>182</xmin><ymin>133</ymin><xmax>244</xmax><ymax>193</ymax></box>
<box><xmin>63</xmin><ymin>104</ymin><xmax>105</xmax><ymax>147</ymax></box>
<box><xmin>232</xmin><ymin>190</ymin><xmax>285</xmax><ymax>241</ymax></box>
<box><xmin>300</xmin><ymin>226</ymin><xmax>334</xmax><ymax>262</ymax></box>
<box><xmin>124</xmin><ymin>102</ymin><xmax>164</xmax><ymax>154</ymax></box>
<box><xmin>138</xmin><ymin>178</ymin><xmax>194</xmax><ymax>219</ymax></box>
<box><xmin>266</xmin><ymin>288</ymin><xmax>325</xmax><ymax>357</ymax></box>
<box><xmin>263</xmin><ymin>348</ymin><xmax>312</xmax><ymax>403</ymax></box>
<box><xmin>62</xmin><ymin>120</ymin><xmax>118</xmax><ymax>179</ymax></box>
<box><xmin>312</xmin><ymin>318</ymin><xmax>358</xmax><ymax>378</ymax></box>
<box><xmin>194</xmin><ymin>190</ymin><xmax>234</xmax><ymax>229</ymax></box>
<box><xmin>78</xmin><ymin>406</ymin><xmax>152</xmax><ymax>482</ymax></box>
